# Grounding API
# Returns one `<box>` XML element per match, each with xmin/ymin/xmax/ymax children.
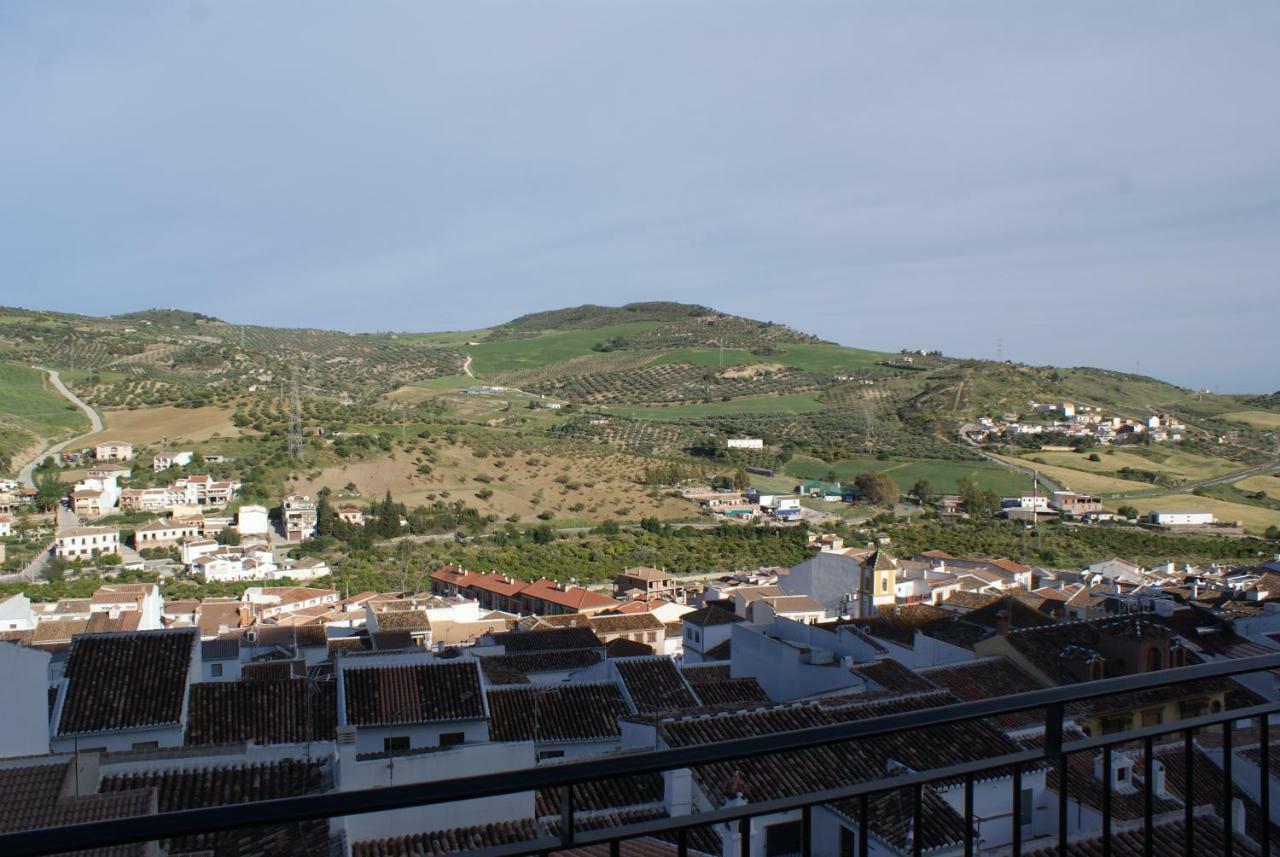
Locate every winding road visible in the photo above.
<box><xmin>17</xmin><ymin>368</ymin><xmax>103</xmax><ymax>488</ymax></box>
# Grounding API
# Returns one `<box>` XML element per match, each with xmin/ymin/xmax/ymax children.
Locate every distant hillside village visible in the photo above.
<box><xmin>972</xmin><ymin>400</ymin><xmax>1187</xmax><ymax>447</ymax></box>
<box><xmin>2</xmin><ymin>524</ymin><xmax>1280</xmax><ymax>854</ymax></box>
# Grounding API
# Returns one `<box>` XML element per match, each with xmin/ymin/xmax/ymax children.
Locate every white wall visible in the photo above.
<box><xmin>0</xmin><ymin>644</ymin><xmax>51</xmax><ymax>758</ymax></box>
<box><xmin>728</xmin><ymin>623</ymin><xmax>864</xmax><ymax>701</ymax></box>
<box><xmin>336</xmin><ymin>739</ymin><xmax>536</xmax><ymax>845</ymax></box>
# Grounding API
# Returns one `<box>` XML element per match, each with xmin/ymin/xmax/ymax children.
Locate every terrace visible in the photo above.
<box><xmin>1</xmin><ymin>653</ymin><xmax>1277</xmax><ymax>856</ymax></box>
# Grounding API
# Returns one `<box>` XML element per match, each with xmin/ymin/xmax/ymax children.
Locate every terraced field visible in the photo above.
<box><xmin>464</xmin><ymin>322</ymin><xmax>662</xmax><ymax>376</ymax></box>
<box><xmin>528</xmin><ymin>362</ymin><xmax>822</xmax><ymax>404</ymax></box>
<box><xmin>602</xmin><ymin>393</ymin><xmax>829</xmax><ymax>421</ymax></box>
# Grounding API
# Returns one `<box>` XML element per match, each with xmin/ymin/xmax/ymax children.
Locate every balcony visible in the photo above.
<box><xmin>1</xmin><ymin>653</ymin><xmax>1277</xmax><ymax>857</ymax></box>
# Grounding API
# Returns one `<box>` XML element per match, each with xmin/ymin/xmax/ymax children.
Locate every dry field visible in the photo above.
<box><xmin>84</xmin><ymin>406</ymin><xmax>245</xmax><ymax>446</ymax></box>
<box><xmin>286</xmin><ymin>443</ymin><xmax>692</xmax><ymax>522</ymax></box>
<box><xmin>1104</xmin><ymin>493</ymin><xmax>1280</xmax><ymax>534</ymax></box>
<box><xmin>994</xmin><ymin>455</ymin><xmax>1151</xmax><ymax>495</ymax></box>
<box><xmin>1234</xmin><ymin>473</ymin><xmax>1280</xmax><ymax>501</ymax></box>
<box><xmin>1019</xmin><ymin>448</ymin><xmax>1240</xmax><ymax>485</ymax></box>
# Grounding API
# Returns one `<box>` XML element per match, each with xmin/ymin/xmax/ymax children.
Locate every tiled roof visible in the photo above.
<box><xmin>100</xmin><ymin>759</ymin><xmax>327</xmax><ymax>856</ymax></box>
<box><xmin>534</xmin><ymin>773</ymin><xmax>663</xmax><ymax>817</ymax></box>
<box><xmin>681</xmin><ymin>606</ymin><xmax>742</xmax><ymax>627</ymax></box>
<box><xmin>686</xmin><ymin>677</ymin><xmax>769</xmax><ymax>706</ymax></box>
<box><xmin>1001</xmin><ymin>615</ymin><xmax>1173</xmax><ymax>686</ymax></box>
<box><xmin>85</xmin><ymin>611</ymin><xmax>143</xmax><ymax>635</ymax></box>
<box><xmin>343</xmin><ymin>660</ymin><xmax>485</xmax><ymax>725</ymax></box>
<box><xmin>58</xmin><ymin>629</ymin><xmax>196</xmax><ymax>736</ymax></box>
<box><xmin>351</xmin><ymin>819</ymin><xmax>540</xmax><ymax>857</ymax></box>
<box><xmin>32</xmin><ymin>618</ymin><xmax>89</xmax><ymax>644</ymax></box>
<box><xmin>606</xmin><ymin>638</ymin><xmax>655</xmax><ymax>658</ymax></box>
<box><xmin>917</xmin><ymin>656</ymin><xmax>1049</xmax><ymax>730</ymax></box>
<box><xmin>660</xmin><ymin>692</ymin><xmax>1022</xmax><ymax>806</ymax></box>
<box><xmin>855</xmin><ymin>603</ymin><xmax>955</xmax><ymax>647</ymax></box>
<box><xmin>962</xmin><ymin>596</ymin><xmax>1057</xmax><ymax>630</ymax></box>
<box><xmin>200</xmin><ymin>638</ymin><xmax>240</xmax><ymax>660</ymax></box>
<box><xmin>492</xmin><ymin>626</ymin><xmax>604</xmax><ymax>652</ymax></box>
<box><xmin>375</xmin><ymin>610</ymin><xmax>431</xmax><ymax>632</ymax></box>
<box><xmin>477</xmin><ymin>650</ymin><xmax>602</xmax><ymax>683</ymax></box>
<box><xmin>487</xmin><ymin>683</ymin><xmax>631</xmax><ymax>742</ymax></box>
<box><xmin>1024</xmin><ymin>817</ymin><xmax>1258</xmax><ymax>857</ymax></box>
<box><xmin>186</xmin><ymin>680</ymin><xmax>337</xmax><ymax>745</ymax></box>
<box><xmin>615</xmin><ymin>658</ymin><xmax>699</xmax><ymax>712</ymax></box>
<box><xmin>0</xmin><ymin>759</ymin><xmax>154</xmax><ymax>857</ymax></box>
<box><xmin>681</xmin><ymin>663</ymin><xmax>731</xmax><ymax>683</ymax></box>
<box><xmin>591</xmin><ymin>613</ymin><xmax>665</xmax><ymax>634</ymax></box>
<box><xmin>849</xmin><ymin>658</ymin><xmax>938</xmax><ymax>694</ymax></box>
<box><xmin>830</xmin><ymin>784</ymin><xmax>968</xmax><ymax>853</ymax></box>
<box><xmin>523</xmin><ymin>579</ymin><xmax>620</xmax><ymax>611</ymax></box>
<box><xmin>702</xmin><ymin>638</ymin><xmax>732</xmax><ymax>661</ymax></box>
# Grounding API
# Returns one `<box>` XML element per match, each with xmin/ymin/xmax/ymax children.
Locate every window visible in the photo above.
<box><xmin>210</xmin><ymin>663</ymin><xmax>223</xmax><ymax>677</ymax></box>
<box><xmin>538</xmin><ymin>750</ymin><xmax>565</xmax><ymax>761</ymax></box>
<box><xmin>132</xmin><ymin>741</ymin><xmax>159</xmax><ymax>751</ymax></box>
<box><xmin>1141</xmin><ymin>708</ymin><xmax>1163</xmax><ymax>727</ymax></box>
<box><xmin>840</xmin><ymin>826</ymin><xmax>856</xmax><ymax>857</ymax></box>
<box><xmin>1146</xmin><ymin>647</ymin><xmax>1163</xmax><ymax>672</ymax></box>
<box><xmin>439</xmin><ymin>732</ymin><xmax>465</xmax><ymax>747</ymax></box>
<box><xmin>1020</xmin><ymin>787</ymin><xmax>1034</xmax><ymax>826</ymax></box>
<box><xmin>764</xmin><ymin>821</ymin><xmax>802</xmax><ymax>857</ymax></box>
<box><xmin>383</xmin><ymin>736</ymin><xmax>410</xmax><ymax>754</ymax></box>
<box><xmin>646</xmin><ymin>631</ymin><xmax>657</xmax><ymax>643</ymax></box>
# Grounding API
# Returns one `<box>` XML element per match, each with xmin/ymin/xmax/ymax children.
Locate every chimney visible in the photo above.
<box><xmin>995</xmin><ymin>608</ymin><xmax>1011</xmax><ymax>637</ymax></box>
<box><xmin>1151</xmin><ymin>760</ymin><xmax>1168</xmax><ymax>798</ymax></box>
<box><xmin>664</xmin><ymin>768</ymin><xmax>692</xmax><ymax>817</ymax></box>
<box><xmin>1231</xmin><ymin>797</ymin><xmax>1246</xmax><ymax>835</ymax></box>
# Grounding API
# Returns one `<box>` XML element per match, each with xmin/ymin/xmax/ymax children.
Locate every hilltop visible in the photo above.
<box><xmin>1</xmin><ymin>302</ymin><xmax>1277</xmax><ymax>534</ymax></box>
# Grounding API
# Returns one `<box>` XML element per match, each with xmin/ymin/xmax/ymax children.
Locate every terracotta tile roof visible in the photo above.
<box><xmin>100</xmin><ymin>759</ymin><xmax>327</xmax><ymax>856</ymax></box>
<box><xmin>523</xmin><ymin>579</ymin><xmax>620</xmax><ymax>611</ymax></box>
<box><xmin>200</xmin><ymin>638</ymin><xmax>240</xmax><ymax>661</ymax></box>
<box><xmin>85</xmin><ymin>611</ymin><xmax>143</xmax><ymax>635</ymax></box>
<box><xmin>374</xmin><ymin>610</ymin><xmax>431</xmax><ymax>632</ymax></box>
<box><xmin>681</xmin><ymin>606</ymin><xmax>743</xmax><ymax>627</ymax></box>
<box><xmin>661</xmin><ymin>692</ymin><xmax>1022</xmax><ymax>806</ymax></box>
<box><xmin>680</xmin><ymin>663</ymin><xmax>731</xmax><ymax>683</ymax></box>
<box><xmin>58</xmin><ymin>629</ymin><xmax>196</xmax><ymax>736</ymax></box>
<box><xmin>830</xmin><ymin>784</ymin><xmax>968</xmax><ymax>853</ymax></box>
<box><xmin>478</xmin><ymin>650</ymin><xmax>602</xmax><ymax>683</ymax></box>
<box><xmin>0</xmin><ymin>759</ymin><xmax>154</xmax><ymax>857</ymax></box>
<box><xmin>606</xmin><ymin>638</ymin><xmax>655</xmax><ymax>658</ymax></box>
<box><xmin>33</xmin><ymin>618</ymin><xmax>89</xmax><ymax>644</ymax></box>
<box><xmin>849</xmin><ymin>658</ymin><xmax>938</xmax><ymax>694</ymax></box>
<box><xmin>591</xmin><ymin>613</ymin><xmax>665</xmax><ymax>634</ymax></box>
<box><xmin>941</xmin><ymin>591</ymin><xmax>1004</xmax><ymax>612</ymax></box>
<box><xmin>855</xmin><ymin>603</ymin><xmax>955</xmax><ymax>647</ymax></box>
<box><xmin>487</xmin><ymin>683</ymin><xmax>631</xmax><ymax>742</ymax></box>
<box><xmin>492</xmin><ymin>626</ymin><xmax>604</xmax><ymax>652</ymax></box>
<box><xmin>615</xmin><ymin>658</ymin><xmax>699</xmax><ymax>713</ymax></box>
<box><xmin>918</xmin><ymin>656</ymin><xmax>1050</xmax><ymax>730</ymax></box>
<box><xmin>702</xmin><ymin>638</ymin><xmax>732</xmax><ymax>661</ymax></box>
<box><xmin>351</xmin><ymin>819</ymin><xmax>540</xmax><ymax>857</ymax></box>
<box><xmin>686</xmin><ymin>677</ymin><xmax>769</xmax><ymax>706</ymax></box>
<box><xmin>1025</xmin><ymin>818</ymin><xmax>1259</xmax><ymax>857</ymax></box>
<box><xmin>961</xmin><ymin>595</ymin><xmax>1058</xmax><ymax>631</ymax></box>
<box><xmin>534</xmin><ymin>774</ymin><xmax>663</xmax><ymax>817</ymax></box>
<box><xmin>343</xmin><ymin>660</ymin><xmax>484</xmax><ymax>725</ymax></box>
<box><xmin>186</xmin><ymin>679</ymin><xmax>337</xmax><ymax>745</ymax></box>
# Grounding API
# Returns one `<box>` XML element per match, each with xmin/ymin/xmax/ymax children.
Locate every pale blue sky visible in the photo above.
<box><xmin>2</xmin><ymin>2</ymin><xmax>1278</xmax><ymax>391</ymax></box>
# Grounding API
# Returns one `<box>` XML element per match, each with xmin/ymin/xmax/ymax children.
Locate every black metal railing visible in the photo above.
<box><xmin>3</xmin><ymin>652</ymin><xmax>1279</xmax><ymax>856</ymax></box>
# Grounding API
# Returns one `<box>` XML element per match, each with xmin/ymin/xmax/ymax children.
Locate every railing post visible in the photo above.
<box><xmin>1102</xmin><ymin>746</ymin><xmax>1112</xmax><ymax>857</ymax></box>
<box><xmin>1142</xmin><ymin>735</ymin><xmax>1153</xmax><ymax>857</ymax></box>
<box><xmin>801</xmin><ymin>804</ymin><xmax>811</xmax><ymax>857</ymax></box>
<box><xmin>1222</xmin><ymin>719</ymin><xmax>1233</xmax><ymax>857</ymax></box>
<box><xmin>1261</xmin><ymin>715</ymin><xmax>1271</xmax><ymax>857</ymax></box>
<box><xmin>739</xmin><ymin>816</ymin><xmax>750</xmax><ymax>857</ymax></box>
<box><xmin>611</xmin><ymin>840</ymin><xmax>621</xmax><ymax>857</ymax></box>
<box><xmin>558</xmin><ymin>783</ymin><xmax>574</xmax><ymax>848</ymax></box>
<box><xmin>1057</xmin><ymin>751</ymin><xmax>1068</xmax><ymax>857</ymax></box>
<box><xmin>1011</xmin><ymin>764</ymin><xmax>1022</xmax><ymax>857</ymax></box>
<box><xmin>677</xmin><ymin>827</ymin><xmax>688</xmax><ymax>857</ymax></box>
<box><xmin>1044</xmin><ymin>703</ymin><xmax>1064</xmax><ymax>758</ymax></box>
<box><xmin>1184</xmin><ymin>728</ymin><xmax>1195</xmax><ymax>857</ymax></box>
<box><xmin>858</xmin><ymin>794</ymin><xmax>869</xmax><ymax>857</ymax></box>
<box><xmin>964</xmin><ymin>773</ymin><xmax>974</xmax><ymax>857</ymax></box>
<box><xmin>912</xmin><ymin>784</ymin><xmax>923</xmax><ymax>857</ymax></box>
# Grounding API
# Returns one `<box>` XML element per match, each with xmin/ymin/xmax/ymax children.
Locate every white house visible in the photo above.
<box><xmin>727</xmin><ymin>438</ymin><xmax>764</xmax><ymax>450</ymax></box>
<box><xmin>0</xmin><ymin>592</ymin><xmax>36</xmax><ymax>631</ymax></box>
<box><xmin>94</xmin><ymin>440</ymin><xmax>133</xmax><ymax>461</ymax></box>
<box><xmin>0</xmin><ymin>514</ymin><xmax>11</xmax><ymax>537</ymax></box>
<box><xmin>1149</xmin><ymin>510</ymin><xmax>1216</xmax><ymax>527</ymax></box>
<box><xmin>237</xmin><ymin>504</ymin><xmax>270</xmax><ymax>537</ymax></box>
<box><xmin>133</xmin><ymin>518</ymin><xmax>202</xmax><ymax>550</ymax></box>
<box><xmin>153</xmin><ymin>450</ymin><xmax>194</xmax><ymax>471</ymax></box>
<box><xmin>192</xmin><ymin>543</ymin><xmax>278</xmax><ymax>582</ymax></box>
<box><xmin>681</xmin><ymin>605</ymin><xmax>743</xmax><ymax>663</ymax></box>
<box><xmin>55</xmin><ymin>526</ymin><xmax>120</xmax><ymax>559</ymax></box>
<box><xmin>0</xmin><ymin>644</ymin><xmax>51</xmax><ymax>758</ymax></box>
<box><xmin>90</xmin><ymin>583</ymin><xmax>165</xmax><ymax>630</ymax></box>
<box><xmin>180</xmin><ymin>539</ymin><xmax>220</xmax><ymax>565</ymax></box>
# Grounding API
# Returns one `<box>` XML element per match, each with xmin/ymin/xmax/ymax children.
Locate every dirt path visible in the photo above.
<box><xmin>17</xmin><ymin>368</ymin><xmax>103</xmax><ymax>488</ymax></box>
<box><xmin>462</xmin><ymin>354</ymin><xmax>475</xmax><ymax>378</ymax></box>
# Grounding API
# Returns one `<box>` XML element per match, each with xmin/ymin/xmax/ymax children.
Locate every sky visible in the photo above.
<box><xmin>2</xmin><ymin>3</ymin><xmax>1278</xmax><ymax>392</ymax></box>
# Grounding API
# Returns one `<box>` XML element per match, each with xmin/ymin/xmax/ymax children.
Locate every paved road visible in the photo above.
<box><xmin>17</xmin><ymin>368</ymin><xmax>103</xmax><ymax>488</ymax></box>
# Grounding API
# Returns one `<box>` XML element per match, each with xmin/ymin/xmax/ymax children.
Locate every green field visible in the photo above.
<box><xmin>785</xmin><ymin>454</ymin><xmax>1031</xmax><ymax>496</ymax></box>
<box><xmin>464</xmin><ymin>322</ymin><xmax>662</xmax><ymax>376</ymax></box>
<box><xmin>0</xmin><ymin>363</ymin><xmax>88</xmax><ymax>437</ymax></box>
<box><xmin>649</xmin><ymin>342</ymin><xmax>892</xmax><ymax>374</ymax></box>
<box><xmin>1018</xmin><ymin>447</ymin><xmax>1241</xmax><ymax>484</ymax></box>
<box><xmin>1221</xmin><ymin>411</ymin><xmax>1280</xmax><ymax>429</ymax></box>
<box><xmin>602</xmin><ymin>393</ymin><xmax>828</xmax><ymax>421</ymax></box>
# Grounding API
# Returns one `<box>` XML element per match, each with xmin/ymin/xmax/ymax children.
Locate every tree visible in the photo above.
<box><xmin>215</xmin><ymin>526</ymin><xmax>240</xmax><ymax>546</ymax></box>
<box><xmin>315</xmin><ymin>494</ymin><xmax>337</xmax><ymax>537</ymax></box>
<box><xmin>909</xmin><ymin>479</ymin><xmax>933</xmax><ymax>503</ymax></box>
<box><xmin>957</xmin><ymin>477</ymin><xmax>999</xmax><ymax>519</ymax></box>
<box><xmin>1265</xmin><ymin>525</ymin><xmax>1280</xmax><ymax>541</ymax></box>
<box><xmin>34</xmin><ymin>469</ymin><xmax>65</xmax><ymax>512</ymax></box>
<box><xmin>732</xmin><ymin>467</ymin><xmax>750</xmax><ymax>491</ymax></box>
<box><xmin>854</xmin><ymin>471</ymin><xmax>900</xmax><ymax>508</ymax></box>
<box><xmin>1117</xmin><ymin>505</ymin><xmax>1140</xmax><ymax>519</ymax></box>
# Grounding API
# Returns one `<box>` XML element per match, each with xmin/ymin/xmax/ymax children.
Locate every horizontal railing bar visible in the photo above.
<box><xmin>3</xmin><ymin>654</ymin><xmax>1277</xmax><ymax>857</ymax></box>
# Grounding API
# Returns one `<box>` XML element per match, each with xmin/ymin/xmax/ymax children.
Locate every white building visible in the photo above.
<box><xmin>0</xmin><ymin>644</ymin><xmax>51</xmax><ymax>758</ymax></box>
<box><xmin>133</xmin><ymin>518</ymin><xmax>202</xmax><ymax>549</ymax></box>
<box><xmin>237</xmin><ymin>504</ymin><xmax>270</xmax><ymax>537</ymax></box>
<box><xmin>153</xmin><ymin>450</ymin><xmax>194</xmax><ymax>471</ymax></box>
<box><xmin>0</xmin><ymin>592</ymin><xmax>36</xmax><ymax>631</ymax></box>
<box><xmin>191</xmin><ymin>543</ymin><xmax>278</xmax><ymax>582</ymax></box>
<box><xmin>54</xmin><ymin>526</ymin><xmax>120</xmax><ymax>559</ymax></box>
<box><xmin>94</xmin><ymin>440</ymin><xmax>133</xmax><ymax>461</ymax></box>
<box><xmin>1149</xmin><ymin>510</ymin><xmax>1216</xmax><ymax>527</ymax></box>
<box><xmin>727</xmin><ymin>437</ymin><xmax>764</xmax><ymax>449</ymax></box>
<box><xmin>0</xmin><ymin>514</ymin><xmax>11</xmax><ymax>537</ymax></box>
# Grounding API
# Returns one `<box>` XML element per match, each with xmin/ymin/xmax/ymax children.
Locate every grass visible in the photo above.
<box><xmin>1221</xmin><ymin>411</ymin><xmax>1280</xmax><ymax>429</ymax></box>
<box><xmin>464</xmin><ymin>322</ymin><xmax>663</xmax><ymax>376</ymax></box>
<box><xmin>785</xmin><ymin>454</ymin><xmax>1031</xmax><ymax>496</ymax></box>
<box><xmin>1234</xmin><ymin>473</ymin><xmax>1280</xmax><ymax>500</ymax></box>
<box><xmin>993</xmin><ymin>454</ymin><xmax>1152</xmax><ymax>496</ymax></box>
<box><xmin>1017</xmin><ymin>447</ymin><xmax>1241</xmax><ymax>484</ymax></box>
<box><xmin>650</xmin><ymin>342</ymin><xmax>893</xmax><ymax>374</ymax></box>
<box><xmin>0</xmin><ymin>362</ymin><xmax>89</xmax><ymax>437</ymax></box>
<box><xmin>1103</xmin><ymin>493</ymin><xmax>1280</xmax><ymax>534</ymax></box>
<box><xmin>601</xmin><ymin>393</ymin><xmax>828</xmax><ymax>421</ymax></box>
